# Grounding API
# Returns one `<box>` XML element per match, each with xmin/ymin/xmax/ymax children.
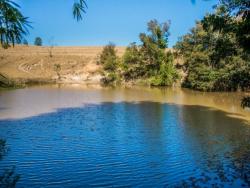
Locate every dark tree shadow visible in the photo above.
<box><xmin>0</xmin><ymin>139</ymin><xmax>20</xmax><ymax>188</ymax></box>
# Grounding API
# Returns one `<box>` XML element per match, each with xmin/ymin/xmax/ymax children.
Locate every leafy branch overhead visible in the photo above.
<box><xmin>0</xmin><ymin>0</ymin><xmax>31</xmax><ymax>47</ymax></box>
<box><xmin>0</xmin><ymin>0</ymin><xmax>87</xmax><ymax>48</ymax></box>
<box><xmin>73</xmin><ymin>0</ymin><xmax>88</xmax><ymax>21</ymax></box>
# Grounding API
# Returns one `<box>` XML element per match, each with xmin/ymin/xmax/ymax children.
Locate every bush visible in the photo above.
<box><xmin>99</xmin><ymin>43</ymin><xmax>120</xmax><ymax>85</ymax></box>
<box><xmin>34</xmin><ymin>37</ymin><xmax>42</xmax><ymax>46</ymax></box>
<box><xmin>122</xmin><ymin>43</ymin><xmax>145</xmax><ymax>81</ymax></box>
<box><xmin>241</xmin><ymin>97</ymin><xmax>250</xmax><ymax>109</ymax></box>
<box><xmin>121</xmin><ymin>20</ymin><xmax>178</xmax><ymax>86</ymax></box>
<box><xmin>150</xmin><ymin>53</ymin><xmax>179</xmax><ymax>86</ymax></box>
<box><xmin>101</xmin><ymin>72</ymin><xmax>120</xmax><ymax>85</ymax></box>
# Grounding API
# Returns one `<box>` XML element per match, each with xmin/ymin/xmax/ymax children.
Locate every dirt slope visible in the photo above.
<box><xmin>0</xmin><ymin>46</ymin><xmax>126</xmax><ymax>84</ymax></box>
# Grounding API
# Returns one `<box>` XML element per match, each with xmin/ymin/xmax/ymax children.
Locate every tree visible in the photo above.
<box><xmin>34</xmin><ymin>37</ymin><xmax>42</xmax><ymax>46</ymax></box>
<box><xmin>98</xmin><ymin>43</ymin><xmax>120</xmax><ymax>85</ymax></box>
<box><xmin>139</xmin><ymin>19</ymin><xmax>171</xmax><ymax>73</ymax></box>
<box><xmin>0</xmin><ymin>0</ymin><xmax>30</xmax><ymax>48</ymax></box>
<box><xmin>0</xmin><ymin>0</ymin><xmax>87</xmax><ymax>48</ymax></box>
<box><xmin>218</xmin><ymin>0</ymin><xmax>250</xmax><ymax>52</ymax></box>
<box><xmin>121</xmin><ymin>20</ymin><xmax>178</xmax><ymax>86</ymax></box>
<box><xmin>23</xmin><ymin>39</ymin><xmax>28</xmax><ymax>45</ymax></box>
<box><xmin>174</xmin><ymin>3</ymin><xmax>250</xmax><ymax>92</ymax></box>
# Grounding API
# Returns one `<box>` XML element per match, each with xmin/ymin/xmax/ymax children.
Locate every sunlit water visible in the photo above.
<box><xmin>0</xmin><ymin>85</ymin><xmax>250</xmax><ymax>187</ymax></box>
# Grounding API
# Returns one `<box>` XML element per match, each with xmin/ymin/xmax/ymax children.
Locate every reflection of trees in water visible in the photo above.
<box><xmin>0</xmin><ymin>139</ymin><xmax>20</xmax><ymax>188</ymax></box>
<box><xmin>175</xmin><ymin>145</ymin><xmax>250</xmax><ymax>187</ymax></box>
<box><xmin>99</xmin><ymin>102</ymin><xmax>250</xmax><ymax>187</ymax></box>
<box><xmin>174</xmin><ymin>105</ymin><xmax>250</xmax><ymax>187</ymax></box>
<box><xmin>0</xmin><ymin>140</ymin><xmax>6</xmax><ymax>159</ymax></box>
<box><xmin>230</xmin><ymin>144</ymin><xmax>250</xmax><ymax>185</ymax></box>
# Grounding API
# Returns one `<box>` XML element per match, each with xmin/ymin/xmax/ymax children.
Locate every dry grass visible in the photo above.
<box><xmin>0</xmin><ymin>45</ymin><xmax>126</xmax><ymax>84</ymax></box>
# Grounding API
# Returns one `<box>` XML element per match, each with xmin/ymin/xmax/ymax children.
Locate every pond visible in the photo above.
<box><xmin>0</xmin><ymin>85</ymin><xmax>250</xmax><ymax>187</ymax></box>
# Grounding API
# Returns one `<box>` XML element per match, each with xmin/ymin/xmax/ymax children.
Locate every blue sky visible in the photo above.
<box><xmin>17</xmin><ymin>0</ymin><xmax>218</xmax><ymax>47</ymax></box>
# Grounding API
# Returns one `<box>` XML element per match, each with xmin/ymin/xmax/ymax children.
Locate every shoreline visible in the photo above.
<box><xmin>0</xmin><ymin>84</ymin><xmax>249</xmax><ymax>123</ymax></box>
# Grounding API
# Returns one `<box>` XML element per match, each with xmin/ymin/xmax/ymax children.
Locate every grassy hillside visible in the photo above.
<box><xmin>0</xmin><ymin>46</ymin><xmax>126</xmax><ymax>85</ymax></box>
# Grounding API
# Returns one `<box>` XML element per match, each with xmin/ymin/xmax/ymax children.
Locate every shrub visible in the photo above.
<box><xmin>98</xmin><ymin>43</ymin><xmax>118</xmax><ymax>71</ymax></box>
<box><xmin>99</xmin><ymin>43</ymin><xmax>120</xmax><ymax>85</ymax></box>
<box><xmin>121</xmin><ymin>20</ymin><xmax>178</xmax><ymax>86</ymax></box>
<box><xmin>34</xmin><ymin>37</ymin><xmax>42</xmax><ymax>46</ymax></box>
<box><xmin>122</xmin><ymin>43</ymin><xmax>145</xmax><ymax>81</ymax></box>
<box><xmin>241</xmin><ymin>97</ymin><xmax>250</xmax><ymax>109</ymax></box>
<box><xmin>150</xmin><ymin>53</ymin><xmax>179</xmax><ymax>86</ymax></box>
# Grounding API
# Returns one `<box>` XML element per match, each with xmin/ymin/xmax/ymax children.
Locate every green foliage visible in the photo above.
<box><xmin>0</xmin><ymin>0</ymin><xmax>30</xmax><ymax>48</ymax></box>
<box><xmin>0</xmin><ymin>0</ymin><xmax>86</xmax><ymax>48</ymax></box>
<box><xmin>99</xmin><ymin>20</ymin><xmax>178</xmax><ymax>86</ymax></box>
<box><xmin>121</xmin><ymin>20</ymin><xmax>178</xmax><ymax>86</ymax></box>
<box><xmin>219</xmin><ymin>0</ymin><xmax>250</xmax><ymax>52</ymax></box>
<box><xmin>99</xmin><ymin>43</ymin><xmax>120</xmax><ymax>85</ymax></box>
<box><xmin>101</xmin><ymin>72</ymin><xmax>121</xmax><ymax>85</ymax></box>
<box><xmin>99</xmin><ymin>43</ymin><xmax>119</xmax><ymax>71</ymax></box>
<box><xmin>241</xmin><ymin>97</ymin><xmax>250</xmax><ymax>109</ymax></box>
<box><xmin>34</xmin><ymin>37</ymin><xmax>42</xmax><ymax>46</ymax></box>
<box><xmin>73</xmin><ymin>0</ymin><xmax>87</xmax><ymax>21</ymax></box>
<box><xmin>122</xmin><ymin>43</ymin><xmax>145</xmax><ymax>81</ymax></box>
<box><xmin>174</xmin><ymin>2</ymin><xmax>250</xmax><ymax>92</ymax></box>
<box><xmin>150</xmin><ymin>61</ymin><xmax>179</xmax><ymax>86</ymax></box>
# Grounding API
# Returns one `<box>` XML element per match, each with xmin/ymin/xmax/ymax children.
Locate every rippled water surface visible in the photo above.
<box><xmin>0</xmin><ymin>86</ymin><xmax>250</xmax><ymax>187</ymax></box>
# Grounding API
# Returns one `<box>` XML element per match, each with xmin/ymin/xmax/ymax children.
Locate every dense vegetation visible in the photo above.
<box><xmin>241</xmin><ymin>97</ymin><xmax>250</xmax><ymax>109</ymax></box>
<box><xmin>98</xmin><ymin>43</ymin><xmax>121</xmax><ymax>85</ymax></box>
<box><xmin>99</xmin><ymin>20</ymin><xmax>179</xmax><ymax>86</ymax></box>
<box><xmin>174</xmin><ymin>0</ymin><xmax>250</xmax><ymax>92</ymax></box>
<box><xmin>98</xmin><ymin>0</ymin><xmax>249</xmax><ymax>107</ymax></box>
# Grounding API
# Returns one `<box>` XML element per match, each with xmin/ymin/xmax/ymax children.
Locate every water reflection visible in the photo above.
<box><xmin>0</xmin><ymin>139</ymin><xmax>20</xmax><ymax>187</ymax></box>
<box><xmin>0</xmin><ymin>102</ymin><xmax>249</xmax><ymax>187</ymax></box>
<box><xmin>0</xmin><ymin>86</ymin><xmax>249</xmax><ymax>121</ymax></box>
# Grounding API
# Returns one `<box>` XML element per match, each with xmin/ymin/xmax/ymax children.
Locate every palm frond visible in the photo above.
<box><xmin>73</xmin><ymin>0</ymin><xmax>87</xmax><ymax>21</ymax></box>
<box><xmin>0</xmin><ymin>0</ymin><xmax>31</xmax><ymax>47</ymax></box>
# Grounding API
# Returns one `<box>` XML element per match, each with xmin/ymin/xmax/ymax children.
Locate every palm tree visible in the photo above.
<box><xmin>0</xmin><ymin>0</ymin><xmax>87</xmax><ymax>48</ymax></box>
<box><xmin>0</xmin><ymin>0</ymin><xmax>30</xmax><ymax>47</ymax></box>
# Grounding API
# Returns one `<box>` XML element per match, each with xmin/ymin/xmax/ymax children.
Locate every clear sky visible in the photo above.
<box><xmin>16</xmin><ymin>0</ymin><xmax>218</xmax><ymax>47</ymax></box>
